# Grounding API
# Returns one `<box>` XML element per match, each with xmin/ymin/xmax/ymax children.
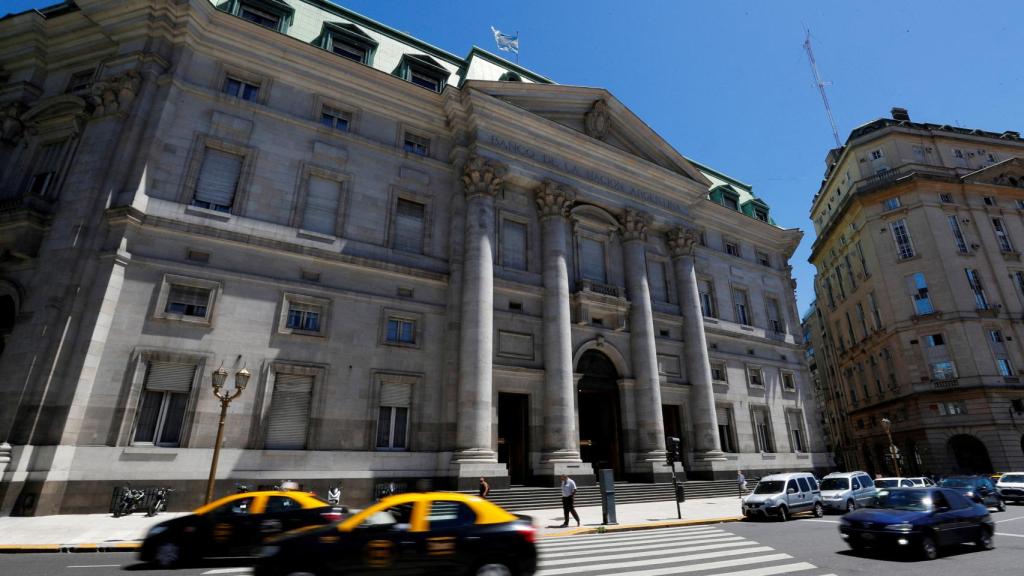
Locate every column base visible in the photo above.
<box><xmin>694</xmin><ymin>450</ymin><xmax>729</xmax><ymax>462</ymax></box>
<box><xmin>534</xmin><ymin>456</ymin><xmax>595</xmax><ymax>487</ymax></box>
<box><xmin>450</xmin><ymin>452</ymin><xmax>508</xmax><ymax>491</ymax></box>
<box><xmin>626</xmin><ymin>454</ymin><xmax>675</xmax><ymax>483</ymax></box>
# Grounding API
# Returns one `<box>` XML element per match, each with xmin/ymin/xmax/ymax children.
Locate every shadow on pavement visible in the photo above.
<box><xmin>836</xmin><ymin>542</ymin><xmax>990</xmax><ymax>563</ymax></box>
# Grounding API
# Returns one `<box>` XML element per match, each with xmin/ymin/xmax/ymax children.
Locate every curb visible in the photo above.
<box><xmin>541</xmin><ymin>515</ymin><xmax>745</xmax><ymax>538</ymax></box>
<box><xmin>0</xmin><ymin>542</ymin><xmax>141</xmax><ymax>554</ymax></box>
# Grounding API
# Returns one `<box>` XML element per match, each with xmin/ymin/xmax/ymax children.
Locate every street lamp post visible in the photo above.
<box><xmin>204</xmin><ymin>365</ymin><xmax>251</xmax><ymax>504</ymax></box>
<box><xmin>880</xmin><ymin>417</ymin><xmax>901</xmax><ymax>477</ymax></box>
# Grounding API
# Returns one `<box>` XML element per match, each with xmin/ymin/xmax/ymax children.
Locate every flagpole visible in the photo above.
<box><xmin>516</xmin><ymin>31</ymin><xmax>519</xmax><ymax>64</ymax></box>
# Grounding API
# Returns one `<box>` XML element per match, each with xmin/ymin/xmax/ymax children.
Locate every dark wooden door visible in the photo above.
<box><xmin>498</xmin><ymin>393</ymin><xmax>529</xmax><ymax>485</ymax></box>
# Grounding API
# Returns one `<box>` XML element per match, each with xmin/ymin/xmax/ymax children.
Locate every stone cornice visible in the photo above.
<box><xmin>534</xmin><ymin>180</ymin><xmax>575</xmax><ymax>219</ymax></box>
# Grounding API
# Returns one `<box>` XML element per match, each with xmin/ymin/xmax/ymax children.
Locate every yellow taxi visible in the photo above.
<box><xmin>255</xmin><ymin>492</ymin><xmax>537</xmax><ymax>576</ymax></box>
<box><xmin>140</xmin><ymin>490</ymin><xmax>346</xmax><ymax>568</ymax></box>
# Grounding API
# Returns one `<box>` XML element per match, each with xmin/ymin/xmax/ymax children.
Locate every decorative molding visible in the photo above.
<box><xmin>584</xmin><ymin>98</ymin><xmax>610</xmax><ymax>141</ymax></box>
<box><xmin>534</xmin><ymin>180</ymin><xmax>575</xmax><ymax>219</ymax></box>
<box><xmin>461</xmin><ymin>154</ymin><xmax>504</xmax><ymax>198</ymax></box>
<box><xmin>667</xmin><ymin>226</ymin><xmax>700</xmax><ymax>258</ymax></box>
<box><xmin>0</xmin><ymin>101</ymin><xmax>27</xmax><ymax>145</ymax></box>
<box><xmin>89</xmin><ymin>70</ymin><xmax>141</xmax><ymax>117</ymax></box>
<box><xmin>618</xmin><ymin>208</ymin><xmax>649</xmax><ymax>242</ymax></box>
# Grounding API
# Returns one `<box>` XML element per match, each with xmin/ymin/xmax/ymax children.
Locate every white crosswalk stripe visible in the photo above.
<box><xmin>536</xmin><ymin>525</ymin><xmax>825</xmax><ymax>576</ymax></box>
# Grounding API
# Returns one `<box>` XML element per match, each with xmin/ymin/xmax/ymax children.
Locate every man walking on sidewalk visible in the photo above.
<box><xmin>737</xmin><ymin>470</ymin><xmax>747</xmax><ymax>498</ymax></box>
<box><xmin>560</xmin><ymin>474</ymin><xmax>580</xmax><ymax>527</ymax></box>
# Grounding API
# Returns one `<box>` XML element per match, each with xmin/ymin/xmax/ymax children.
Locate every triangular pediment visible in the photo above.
<box><xmin>962</xmin><ymin>157</ymin><xmax>1024</xmax><ymax>189</ymax></box>
<box><xmin>464</xmin><ymin>82</ymin><xmax>710</xmax><ymax>185</ymax></box>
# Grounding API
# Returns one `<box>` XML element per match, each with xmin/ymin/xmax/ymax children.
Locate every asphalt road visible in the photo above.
<box><xmin>2</xmin><ymin>505</ymin><xmax>1023</xmax><ymax>576</ymax></box>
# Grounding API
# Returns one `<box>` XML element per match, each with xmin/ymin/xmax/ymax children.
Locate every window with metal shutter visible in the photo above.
<box><xmin>648</xmin><ymin>260</ymin><xmax>668</xmax><ymax>302</ymax></box>
<box><xmin>579</xmin><ymin>237</ymin><xmax>606</xmax><ymax>283</ymax></box>
<box><xmin>715</xmin><ymin>406</ymin><xmax>730</xmax><ymax>423</ymax></box>
<box><xmin>193</xmin><ymin>148</ymin><xmax>243</xmax><ymax>210</ymax></box>
<box><xmin>145</xmin><ymin>361</ymin><xmax>197</xmax><ymax>393</ymax></box>
<box><xmin>302</xmin><ymin>176</ymin><xmax>341</xmax><ymax>235</ymax></box>
<box><xmin>501</xmin><ymin>220</ymin><xmax>527</xmax><ymax>270</ymax></box>
<box><xmin>393</xmin><ymin>199</ymin><xmax>425</xmax><ymax>253</ymax></box>
<box><xmin>264</xmin><ymin>374</ymin><xmax>313</xmax><ymax>450</ymax></box>
<box><xmin>379</xmin><ymin>380</ymin><xmax>411</xmax><ymax>407</ymax></box>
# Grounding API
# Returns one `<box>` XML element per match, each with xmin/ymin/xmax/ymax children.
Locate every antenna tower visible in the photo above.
<box><xmin>803</xmin><ymin>29</ymin><xmax>841</xmax><ymax>148</ymax></box>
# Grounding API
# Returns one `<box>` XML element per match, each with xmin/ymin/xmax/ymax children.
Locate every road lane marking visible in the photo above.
<box><xmin>995</xmin><ymin>515</ymin><xmax>1024</xmax><ymax>523</ymax></box>
<box><xmin>541</xmin><ymin>525</ymin><xmax>725</xmax><ymax>543</ymax></box>
<box><xmin>995</xmin><ymin>532</ymin><xmax>1024</xmax><ymax>537</ymax></box>
<box><xmin>556</xmin><ymin>553</ymin><xmax>795</xmax><ymax>576</ymax></box>
<box><xmin>706</xmin><ymin>563</ymin><xmax>817</xmax><ymax>576</ymax></box>
<box><xmin>539</xmin><ymin>541</ymin><xmax>759</xmax><ymax>566</ymax></box>
<box><xmin>538</xmin><ymin>530</ymin><xmax>728</xmax><ymax>550</ymax></box>
<box><xmin>542</xmin><ymin>535</ymin><xmax>748</xmax><ymax>557</ymax></box>
<box><xmin>66</xmin><ymin>566</ymin><xmax>122</xmax><ymax>569</ymax></box>
<box><xmin>800</xmin><ymin>519</ymin><xmax>839</xmax><ymax>524</ymax></box>
<box><xmin>537</xmin><ymin>546</ymin><xmax>777</xmax><ymax>575</ymax></box>
<box><xmin>201</xmin><ymin>569</ymin><xmax>252</xmax><ymax>575</ymax></box>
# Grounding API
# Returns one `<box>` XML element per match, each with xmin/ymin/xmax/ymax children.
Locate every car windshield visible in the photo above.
<box><xmin>820</xmin><ymin>478</ymin><xmax>849</xmax><ymax>490</ymax></box>
<box><xmin>940</xmin><ymin>478</ymin><xmax>972</xmax><ymax>488</ymax></box>
<box><xmin>754</xmin><ymin>481</ymin><xmax>785</xmax><ymax>494</ymax></box>
<box><xmin>875</xmin><ymin>489</ymin><xmax>932</xmax><ymax>511</ymax></box>
<box><xmin>875</xmin><ymin>479</ymin><xmax>899</xmax><ymax>488</ymax></box>
<box><xmin>1000</xmin><ymin>474</ymin><xmax>1024</xmax><ymax>483</ymax></box>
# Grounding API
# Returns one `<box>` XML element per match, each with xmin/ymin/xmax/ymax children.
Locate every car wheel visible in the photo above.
<box><xmin>976</xmin><ymin>528</ymin><xmax>995</xmax><ymax>550</ymax></box>
<box><xmin>776</xmin><ymin>506</ymin><xmax>788</xmax><ymax>522</ymax></box>
<box><xmin>920</xmin><ymin>535</ymin><xmax>938</xmax><ymax>560</ymax></box>
<box><xmin>813</xmin><ymin>503</ymin><xmax>824</xmax><ymax>518</ymax></box>
<box><xmin>846</xmin><ymin>499</ymin><xmax>856</xmax><ymax>513</ymax></box>
<box><xmin>475</xmin><ymin>562</ymin><xmax>513</xmax><ymax>576</ymax></box>
<box><xmin>154</xmin><ymin>542</ymin><xmax>181</xmax><ymax>568</ymax></box>
<box><xmin>996</xmin><ymin>499</ymin><xmax>1006</xmax><ymax>512</ymax></box>
<box><xmin>848</xmin><ymin>540</ymin><xmax>866</xmax><ymax>552</ymax></box>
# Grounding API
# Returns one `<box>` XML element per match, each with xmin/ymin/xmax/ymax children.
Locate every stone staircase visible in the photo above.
<box><xmin>460</xmin><ymin>479</ymin><xmax>752</xmax><ymax>512</ymax></box>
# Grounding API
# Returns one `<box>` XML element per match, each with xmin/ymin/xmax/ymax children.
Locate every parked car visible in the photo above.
<box><xmin>874</xmin><ymin>477</ymin><xmax>915</xmax><ymax>489</ymax></box>
<box><xmin>742</xmin><ymin>472</ymin><xmax>823</xmax><ymax>521</ymax></box>
<box><xmin>819</xmin><ymin>471</ymin><xmax>877</xmax><ymax>513</ymax></box>
<box><xmin>254</xmin><ymin>492</ymin><xmax>537</xmax><ymax>576</ymax></box>
<box><xmin>907</xmin><ymin>477</ymin><xmax>936</xmax><ymax>487</ymax></box>
<box><xmin>939</xmin><ymin>476</ymin><xmax>1005</xmax><ymax>512</ymax></box>
<box><xmin>995</xmin><ymin>472</ymin><xmax>1024</xmax><ymax>504</ymax></box>
<box><xmin>139</xmin><ymin>491</ymin><xmax>346</xmax><ymax>568</ymax></box>
<box><xmin>839</xmin><ymin>487</ymin><xmax>995</xmax><ymax>560</ymax></box>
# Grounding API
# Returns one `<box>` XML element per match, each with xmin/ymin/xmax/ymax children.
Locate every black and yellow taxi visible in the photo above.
<box><xmin>140</xmin><ymin>490</ymin><xmax>346</xmax><ymax>568</ymax></box>
<box><xmin>254</xmin><ymin>492</ymin><xmax>537</xmax><ymax>576</ymax></box>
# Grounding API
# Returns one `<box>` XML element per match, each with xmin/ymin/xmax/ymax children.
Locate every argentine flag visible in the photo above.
<box><xmin>491</xmin><ymin>26</ymin><xmax>519</xmax><ymax>54</ymax></box>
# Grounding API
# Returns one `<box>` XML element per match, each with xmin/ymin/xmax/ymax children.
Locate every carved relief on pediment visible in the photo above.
<box><xmin>990</xmin><ymin>171</ymin><xmax>1024</xmax><ymax>189</ymax></box>
<box><xmin>584</xmin><ymin>98</ymin><xmax>610</xmax><ymax>141</ymax></box>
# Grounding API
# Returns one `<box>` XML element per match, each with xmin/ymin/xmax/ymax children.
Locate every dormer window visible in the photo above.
<box><xmin>333</xmin><ymin>41</ymin><xmax>366</xmax><ymax>63</ymax></box>
<box><xmin>318</xmin><ymin>22</ymin><xmax>377</xmax><ymax>65</ymax></box>
<box><xmin>395</xmin><ymin>54</ymin><xmax>449</xmax><ymax>93</ymax></box>
<box><xmin>226</xmin><ymin>0</ymin><xmax>294</xmax><ymax>33</ymax></box>
<box><xmin>240</xmin><ymin>5</ymin><xmax>280</xmax><ymax>29</ymax></box>
<box><xmin>723</xmin><ymin>192</ymin><xmax>739</xmax><ymax>211</ymax></box>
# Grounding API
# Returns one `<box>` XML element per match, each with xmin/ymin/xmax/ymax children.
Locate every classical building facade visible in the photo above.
<box><xmin>0</xmin><ymin>0</ymin><xmax>825</xmax><ymax>515</ymax></box>
<box><xmin>809</xmin><ymin>107</ymin><xmax>1024</xmax><ymax>477</ymax></box>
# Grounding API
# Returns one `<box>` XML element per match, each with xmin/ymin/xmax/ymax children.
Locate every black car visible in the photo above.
<box><xmin>255</xmin><ymin>493</ymin><xmax>537</xmax><ymax>576</ymax></box>
<box><xmin>839</xmin><ymin>487</ymin><xmax>995</xmax><ymax>560</ymax></box>
<box><xmin>140</xmin><ymin>491</ymin><xmax>346</xmax><ymax>568</ymax></box>
<box><xmin>939</xmin><ymin>476</ymin><xmax>1006</xmax><ymax>512</ymax></box>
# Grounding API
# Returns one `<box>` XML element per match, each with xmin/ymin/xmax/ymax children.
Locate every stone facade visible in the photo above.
<box><xmin>0</xmin><ymin>0</ymin><xmax>826</xmax><ymax>515</ymax></box>
<box><xmin>809</xmin><ymin>107</ymin><xmax>1024</xmax><ymax>476</ymax></box>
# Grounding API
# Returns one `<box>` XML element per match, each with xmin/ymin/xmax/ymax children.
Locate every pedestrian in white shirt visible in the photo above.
<box><xmin>560</xmin><ymin>474</ymin><xmax>580</xmax><ymax>527</ymax></box>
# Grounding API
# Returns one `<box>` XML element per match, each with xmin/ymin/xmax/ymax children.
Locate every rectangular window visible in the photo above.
<box><xmin>132</xmin><ymin>361</ymin><xmax>196</xmax><ymax>447</ymax></box>
<box><xmin>331</xmin><ymin>40</ymin><xmax>367</xmax><ymax>63</ymax></box>
<box><xmin>725</xmin><ymin>240</ymin><xmax>740</xmax><ymax>257</ymax></box>
<box><xmin>997</xmin><ymin>358</ymin><xmax>1014</xmax><ymax>377</ymax></box>
<box><xmin>909</xmin><ymin>273</ymin><xmax>934</xmax><ymax>315</ymax></box>
<box><xmin>711</xmin><ymin>363</ymin><xmax>727</xmax><ymax>383</ymax></box>
<box><xmin>192</xmin><ymin>148</ymin><xmax>243</xmax><ymax>212</ymax></box>
<box><xmin>870</xmin><ymin>149</ymin><xmax>884</xmax><ymax>160</ymax></box>
<box><xmin>931</xmin><ymin>360</ymin><xmax>957</xmax><ymax>380</ymax></box>
<box><xmin>165</xmin><ymin>285</ymin><xmax>211</xmax><ymax>318</ymax></box>
<box><xmin>647</xmin><ymin>260</ymin><xmax>668</xmax><ymax>302</ymax></box>
<box><xmin>989</xmin><ymin>329</ymin><xmax>1004</xmax><ymax>343</ymax></box>
<box><xmin>993</xmin><ymin>218</ymin><xmax>1014</xmax><ymax>252</ymax></box>
<box><xmin>1015</xmin><ymin>271</ymin><xmax>1024</xmax><ymax>296</ymax></box>
<box><xmin>239</xmin><ymin>4</ymin><xmax>281</xmax><ymax>30</ymax></box>
<box><xmin>302</xmin><ymin>176</ymin><xmax>342</xmax><ymax>235</ymax></box>
<box><xmin>856</xmin><ymin>302</ymin><xmax>868</xmax><ymax>336</ymax></box>
<box><xmin>319</xmin><ymin>106</ymin><xmax>350</xmax><ymax>132</ymax></box>
<box><xmin>393</xmin><ymin>198</ymin><xmax>426</xmax><ymax>253</ymax></box>
<box><xmin>924</xmin><ymin>333</ymin><xmax>945</xmax><ymax>347</ymax></box>
<box><xmin>782</xmin><ymin>372</ymin><xmax>796</xmax><ymax>391</ymax></box>
<box><xmin>24</xmin><ymin>141</ymin><xmax>66</xmax><ymax>198</ymax></box>
<box><xmin>940</xmin><ymin>193</ymin><xmax>954</xmax><ymax>203</ymax></box>
<box><xmin>890</xmin><ymin>219</ymin><xmax>915</xmax><ymax>259</ymax></box>
<box><xmin>965</xmin><ymin>268</ymin><xmax>988</xmax><ymax>309</ymax></box>
<box><xmin>716</xmin><ymin>406</ymin><xmax>736</xmax><ymax>453</ymax></box>
<box><xmin>410</xmin><ymin>69</ymin><xmax>441</xmax><ymax>92</ymax></box>
<box><xmin>954</xmin><ymin>148</ymin><xmax>965</xmax><ymax>159</ymax></box>
<box><xmin>402</xmin><ymin>132</ymin><xmax>430</xmax><ymax>156</ymax></box>
<box><xmin>733</xmin><ymin>288</ymin><xmax>750</xmax><ymax>325</ymax></box>
<box><xmin>846</xmin><ymin>312</ymin><xmax>856</xmax><ymax>343</ymax></box>
<box><xmin>286</xmin><ymin>301</ymin><xmax>322</xmax><ymax>333</ymax></box>
<box><xmin>757</xmin><ymin>251</ymin><xmax>771</xmax><ymax>267</ymax></box>
<box><xmin>948</xmin><ymin>215</ymin><xmax>969</xmax><ymax>253</ymax></box>
<box><xmin>579</xmin><ymin>237</ymin><xmax>607</xmax><ymax>283</ymax></box>
<box><xmin>375</xmin><ymin>376</ymin><xmax>412</xmax><ymax>450</ymax></box>
<box><xmin>501</xmin><ymin>220</ymin><xmax>527</xmax><ymax>271</ymax></box>
<box><xmin>937</xmin><ymin>401</ymin><xmax>967</xmax><ymax>416</ymax></box>
<box><xmin>385</xmin><ymin>317</ymin><xmax>416</xmax><ymax>345</ymax></box>
<box><xmin>723</xmin><ymin>193</ymin><xmax>739</xmax><ymax>211</ymax></box>
<box><xmin>264</xmin><ymin>374</ymin><xmax>313</xmax><ymax>450</ymax></box>
<box><xmin>223</xmin><ymin>76</ymin><xmax>260</xmax><ymax>101</ymax></box>
<box><xmin>766</xmin><ymin>297</ymin><xmax>783</xmax><ymax>333</ymax></box>
<box><xmin>983</xmin><ymin>196</ymin><xmax>995</xmax><ymax>206</ymax></box>
<box><xmin>698</xmin><ymin>279</ymin><xmax>717</xmax><ymax>318</ymax></box>
<box><xmin>747</xmin><ymin>366</ymin><xmax>764</xmax><ymax>387</ymax></box>
<box><xmin>752</xmin><ymin>407</ymin><xmax>773</xmax><ymax>452</ymax></box>
<box><xmin>787</xmin><ymin>410</ymin><xmax>805</xmax><ymax>452</ymax></box>
<box><xmin>883</xmin><ymin>197</ymin><xmax>901</xmax><ymax>211</ymax></box>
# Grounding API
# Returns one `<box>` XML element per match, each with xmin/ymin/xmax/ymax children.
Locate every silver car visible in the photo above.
<box><xmin>819</xmin><ymin>471</ymin><xmax>876</xmax><ymax>512</ymax></box>
<box><xmin>742</xmin><ymin>472</ymin><xmax>823</xmax><ymax>521</ymax></box>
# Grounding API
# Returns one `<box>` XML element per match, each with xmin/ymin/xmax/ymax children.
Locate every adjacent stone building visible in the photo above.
<box><xmin>809</xmin><ymin>107</ymin><xmax>1024</xmax><ymax>476</ymax></box>
<box><xmin>0</xmin><ymin>0</ymin><xmax>826</xmax><ymax>515</ymax></box>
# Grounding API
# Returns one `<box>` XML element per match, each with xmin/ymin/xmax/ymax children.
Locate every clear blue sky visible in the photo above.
<box><xmin>7</xmin><ymin>0</ymin><xmax>1023</xmax><ymax>314</ymax></box>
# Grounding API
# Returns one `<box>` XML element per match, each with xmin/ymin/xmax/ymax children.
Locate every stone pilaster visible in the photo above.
<box><xmin>452</xmin><ymin>156</ymin><xmax>506</xmax><ymax>485</ymax></box>
<box><xmin>534</xmin><ymin>181</ymin><xmax>587</xmax><ymax>482</ymax></box>
<box><xmin>619</xmin><ymin>209</ymin><xmax>669</xmax><ymax>478</ymax></box>
<box><xmin>668</xmin><ymin>227</ymin><xmax>726</xmax><ymax>462</ymax></box>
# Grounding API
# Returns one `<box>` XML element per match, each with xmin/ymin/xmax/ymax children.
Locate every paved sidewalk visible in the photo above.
<box><xmin>0</xmin><ymin>511</ymin><xmax>187</xmax><ymax>549</ymax></box>
<box><xmin>521</xmin><ymin>495</ymin><xmax>744</xmax><ymax>536</ymax></box>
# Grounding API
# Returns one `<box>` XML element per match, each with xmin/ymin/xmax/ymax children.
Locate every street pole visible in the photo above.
<box><xmin>670</xmin><ymin>461</ymin><xmax>681</xmax><ymax>520</ymax></box>
<box><xmin>203</xmin><ymin>366</ymin><xmax>249</xmax><ymax>504</ymax></box>
<box><xmin>881</xmin><ymin>417</ymin><xmax>901</xmax><ymax>477</ymax></box>
<box><xmin>205</xmin><ymin>399</ymin><xmax>229</xmax><ymax>504</ymax></box>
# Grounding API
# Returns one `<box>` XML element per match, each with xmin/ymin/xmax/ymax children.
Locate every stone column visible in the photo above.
<box><xmin>454</xmin><ymin>156</ymin><xmax>503</xmax><ymax>469</ymax></box>
<box><xmin>534</xmin><ymin>181</ymin><xmax>585</xmax><ymax>482</ymax></box>
<box><xmin>668</xmin><ymin>227</ymin><xmax>726</xmax><ymax>461</ymax></box>
<box><xmin>619</xmin><ymin>209</ymin><xmax>668</xmax><ymax>474</ymax></box>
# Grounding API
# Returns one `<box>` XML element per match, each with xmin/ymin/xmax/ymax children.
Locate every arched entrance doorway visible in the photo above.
<box><xmin>576</xmin><ymin>349</ymin><xmax>623</xmax><ymax>478</ymax></box>
<box><xmin>0</xmin><ymin>293</ymin><xmax>15</xmax><ymax>359</ymax></box>
<box><xmin>947</xmin><ymin>434</ymin><xmax>993</xmax><ymax>474</ymax></box>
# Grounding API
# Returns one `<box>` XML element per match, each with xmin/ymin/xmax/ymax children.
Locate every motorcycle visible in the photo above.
<box><xmin>147</xmin><ymin>487</ymin><xmax>173</xmax><ymax>516</ymax></box>
<box><xmin>327</xmin><ymin>486</ymin><xmax>342</xmax><ymax>506</ymax></box>
<box><xmin>113</xmin><ymin>484</ymin><xmax>146</xmax><ymax>518</ymax></box>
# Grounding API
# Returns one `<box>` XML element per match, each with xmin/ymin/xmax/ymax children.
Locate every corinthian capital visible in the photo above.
<box><xmin>534</xmin><ymin>180</ymin><xmax>575</xmax><ymax>219</ymax></box>
<box><xmin>618</xmin><ymin>208</ymin><xmax>650</xmax><ymax>242</ymax></box>
<box><xmin>461</xmin><ymin>155</ymin><xmax>504</xmax><ymax>198</ymax></box>
<box><xmin>667</xmin><ymin>227</ymin><xmax>700</xmax><ymax>258</ymax></box>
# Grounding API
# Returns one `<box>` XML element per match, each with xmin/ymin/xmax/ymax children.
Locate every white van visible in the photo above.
<box><xmin>818</xmin><ymin>471</ymin><xmax>876</xmax><ymax>512</ymax></box>
<box><xmin>742</xmin><ymin>472</ymin><xmax>823</xmax><ymax>521</ymax></box>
